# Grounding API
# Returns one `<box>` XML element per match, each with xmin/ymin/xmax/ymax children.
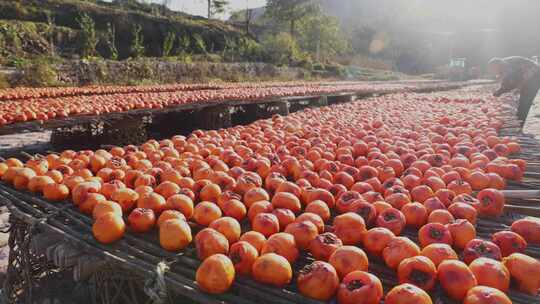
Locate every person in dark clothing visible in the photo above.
<box><xmin>488</xmin><ymin>56</ymin><xmax>540</xmax><ymax>129</ymax></box>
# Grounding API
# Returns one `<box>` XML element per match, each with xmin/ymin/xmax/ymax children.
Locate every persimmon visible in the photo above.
<box><xmin>435</xmin><ymin>188</ymin><xmax>455</xmax><ymax>207</ymax></box>
<box><xmin>422</xmin><ymin>197</ymin><xmax>445</xmax><ymax>214</ymax></box>
<box><xmin>154</xmin><ymin>181</ymin><xmax>180</xmax><ymax>199</ymax></box>
<box><xmin>92</xmin><ymin>212</ymin><xmax>126</xmax><ymax>244</ymax></box>
<box><xmin>157</xmin><ymin>210</ymin><xmax>185</xmax><ymax>227</ymax></box>
<box><xmin>467</xmin><ymin>171</ymin><xmax>490</xmax><ymax>190</ymax></box>
<box><xmin>45</xmin><ymin>169</ymin><xmax>64</xmax><ymax>183</ymax></box>
<box><xmin>418</xmin><ymin>223</ymin><xmax>452</xmax><ymax>248</ymax></box>
<box><xmin>209</xmin><ymin>217</ymin><xmax>241</xmax><ymax>244</ymax></box>
<box><xmin>446</xmin><ymin>219</ymin><xmax>476</xmax><ymax>249</ymax></box>
<box><xmin>229</xmin><ymin>241</ymin><xmax>258</xmax><ymax>276</ymax></box>
<box><xmin>251</xmin><ymin>212</ymin><xmax>280</xmax><ymax>237</ymax></box>
<box><xmin>427</xmin><ymin>209</ymin><xmax>454</xmax><ymax>224</ymax></box>
<box><xmin>252</xmin><ymin>253</ymin><xmax>292</xmax><ymax>287</ymax></box>
<box><xmin>27</xmin><ymin>176</ymin><xmax>54</xmax><ymax>193</ymax></box>
<box><xmin>222</xmin><ymin>199</ymin><xmax>247</xmax><ymax>221</ymax></box>
<box><xmin>309</xmin><ymin>232</ymin><xmax>343</xmax><ymax>261</ymax></box>
<box><xmin>502</xmin><ymin>253</ymin><xmax>540</xmax><ymax>295</ymax></box>
<box><xmin>284</xmin><ymin>220</ymin><xmax>318</xmax><ymax>250</ymax></box>
<box><xmin>260</xmin><ymin>232</ymin><xmax>299</xmax><ymax>263</ymax></box>
<box><xmin>100</xmin><ymin>180</ymin><xmax>125</xmax><ymax>200</ymax></box>
<box><xmin>196</xmin><ymin>254</ymin><xmax>235</xmax><ymax>294</ymax></box>
<box><xmin>335</xmin><ymin>191</ymin><xmax>364</xmax><ymax>214</ymax></box>
<box><xmin>376</xmin><ymin>208</ymin><xmax>406</xmax><ymax>236</ymax></box>
<box><xmin>295</xmin><ymin>212</ymin><xmax>325</xmax><ymax>233</ymax></box>
<box><xmin>384</xmin><ymin>283</ymin><xmax>433</xmax><ymax>304</ymax></box>
<box><xmin>43</xmin><ymin>183</ymin><xmax>70</xmax><ymax>201</ymax></box>
<box><xmin>511</xmin><ymin>217</ymin><xmax>540</xmax><ymax>244</ymax></box>
<box><xmin>492</xmin><ymin>231</ymin><xmax>527</xmax><ymax>257</ymax></box>
<box><xmin>247</xmin><ymin>200</ymin><xmax>273</xmax><ymax>222</ymax></box>
<box><xmin>297</xmin><ymin>261</ymin><xmax>339</xmax><ymax>301</ymax></box>
<box><xmin>137</xmin><ymin>192</ymin><xmax>167</xmax><ymax>215</ymax></box>
<box><xmin>397</xmin><ymin>256</ymin><xmax>437</xmax><ymax>291</ymax></box>
<box><xmin>463</xmin><ymin>239</ymin><xmax>502</xmax><ymax>264</ymax></box>
<box><xmin>420</xmin><ymin>243</ymin><xmax>458</xmax><ymax>267</ymax></box>
<box><xmin>79</xmin><ymin>193</ymin><xmax>107</xmax><ymax>215</ymax></box>
<box><xmin>193</xmin><ymin>201</ymin><xmax>222</xmax><ymax>226</ymax></box>
<box><xmin>272</xmin><ymin>208</ymin><xmax>296</xmax><ymax>229</ymax></box>
<box><xmin>463</xmin><ymin>286</ymin><xmax>512</xmax><ymax>304</ymax></box>
<box><xmin>337</xmin><ymin>271</ymin><xmax>383</xmax><ymax>304</ymax></box>
<box><xmin>448</xmin><ymin>202</ymin><xmax>477</xmax><ymax>224</ymax></box>
<box><xmin>304</xmin><ymin>200</ymin><xmax>331</xmax><ymax>222</ymax></box>
<box><xmin>363</xmin><ymin>227</ymin><xmax>395</xmax><ymax>256</ymax></box>
<box><xmin>352</xmin><ymin>201</ymin><xmax>378</xmax><ymax>226</ymax></box>
<box><xmin>333</xmin><ymin>212</ymin><xmax>366</xmax><ymax>245</ymax></box>
<box><xmin>401</xmin><ymin>202</ymin><xmax>428</xmax><ymax>228</ymax></box>
<box><xmin>195</xmin><ymin>228</ymin><xmax>229</xmax><ymax>260</ymax></box>
<box><xmin>166</xmin><ymin>194</ymin><xmax>194</xmax><ymax>219</ymax></box>
<box><xmin>243</xmin><ymin>187</ymin><xmax>270</xmax><ymax>208</ymax></box>
<box><xmin>468</xmin><ymin>257</ymin><xmax>510</xmax><ymax>292</ymax></box>
<box><xmin>239</xmin><ymin>231</ymin><xmax>266</xmax><ymax>253</ymax></box>
<box><xmin>328</xmin><ymin>246</ymin><xmax>368</xmax><ymax>279</ymax></box>
<box><xmin>410</xmin><ymin>185</ymin><xmax>434</xmax><ymax>203</ymax></box>
<box><xmin>92</xmin><ymin>201</ymin><xmax>122</xmax><ymax>219</ymax></box>
<box><xmin>476</xmin><ymin>188</ymin><xmax>505</xmax><ymax>217</ymax></box>
<box><xmin>437</xmin><ymin>260</ymin><xmax>477</xmax><ymax>300</ymax></box>
<box><xmin>382</xmin><ymin>237</ymin><xmax>421</xmax><ymax>269</ymax></box>
<box><xmin>372</xmin><ymin>201</ymin><xmax>393</xmax><ymax>214</ymax></box>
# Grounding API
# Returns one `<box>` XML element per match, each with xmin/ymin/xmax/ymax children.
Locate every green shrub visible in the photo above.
<box><xmin>262</xmin><ymin>32</ymin><xmax>304</xmax><ymax>66</ymax></box>
<box><xmin>105</xmin><ymin>23</ymin><xmax>118</xmax><ymax>60</ymax></box>
<box><xmin>193</xmin><ymin>34</ymin><xmax>207</xmax><ymax>54</ymax></box>
<box><xmin>20</xmin><ymin>58</ymin><xmax>58</xmax><ymax>87</ymax></box>
<box><xmin>130</xmin><ymin>25</ymin><xmax>145</xmax><ymax>58</ymax></box>
<box><xmin>0</xmin><ymin>72</ymin><xmax>10</xmax><ymax>89</ymax></box>
<box><xmin>76</xmin><ymin>13</ymin><xmax>99</xmax><ymax>58</ymax></box>
<box><xmin>176</xmin><ymin>33</ymin><xmax>191</xmax><ymax>55</ymax></box>
<box><xmin>162</xmin><ymin>31</ymin><xmax>175</xmax><ymax>57</ymax></box>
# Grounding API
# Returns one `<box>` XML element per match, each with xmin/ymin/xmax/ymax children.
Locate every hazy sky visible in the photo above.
<box><xmin>157</xmin><ymin>0</ymin><xmax>267</xmax><ymax>18</ymax></box>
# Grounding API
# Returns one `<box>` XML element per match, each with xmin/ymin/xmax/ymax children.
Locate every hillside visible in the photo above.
<box><xmin>0</xmin><ymin>0</ymin><xmax>251</xmax><ymax>60</ymax></box>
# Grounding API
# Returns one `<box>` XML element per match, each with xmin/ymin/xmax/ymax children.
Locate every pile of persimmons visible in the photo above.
<box><xmin>0</xmin><ymin>81</ymin><xmax>432</xmax><ymax>126</ymax></box>
<box><xmin>1</xmin><ymin>88</ymin><xmax>540</xmax><ymax>304</ymax></box>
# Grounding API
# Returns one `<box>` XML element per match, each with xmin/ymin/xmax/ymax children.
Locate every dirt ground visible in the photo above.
<box><xmin>0</xmin><ymin>90</ymin><xmax>539</xmax><ymax>296</ymax></box>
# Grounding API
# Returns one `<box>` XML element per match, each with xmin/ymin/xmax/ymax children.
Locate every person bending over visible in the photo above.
<box><xmin>488</xmin><ymin>56</ymin><xmax>540</xmax><ymax>129</ymax></box>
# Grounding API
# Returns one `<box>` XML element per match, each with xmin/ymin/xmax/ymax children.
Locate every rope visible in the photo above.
<box><xmin>143</xmin><ymin>260</ymin><xmax>170</xmax><ymax>304</ymax></box>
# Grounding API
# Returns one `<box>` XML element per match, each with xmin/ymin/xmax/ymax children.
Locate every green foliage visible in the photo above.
<box><xmin>192</xmin><ymin>34</ymin><xmax>207</xmax><ymax>54</ymax></box>
<box><xmin>205</xmin><ymin>0</ymin><xmax>229</xmax><ymax>18</ymax></box>
<box><xmin>237</xmin><ymin>37</ymin><xmax>262</xmax><ymax>61</ymax></box>
<box><xmin>162</xmin><ymin>31</ymin><xmax>175</xmax><ymax>57</ymax></box>
<box><xmin>130</xmin><ymin>25</ymin><xmax>145</xmax><ymax>58</ymax></box>
<box><xmin>76</xmin><ymin>13</ymin><xmax>99</xmax><ymax>58</ymax></box>
<box><xmin>262</xmin><ymin>32</ymin><xmax>305</xmax><ymax>66</ymax></box>
<box><xmin>221</xmin><ymin>37</ymin><xmax>237</xmax><ymax>61</ymax></box>
<box><xmin>105</xmin><ymin>23</ymin><xmax>118</xmax><ymax>60</ymax></box>
<box><xmin>45</xmin><ymin>11</ymin><xmax>55</xmax><ymax>56</ymax></box>
<box><xmin>265</xmin><ymin>0</ymin><xmax>317</xmax><ymax>37</ymax></box>
<box><xmin>1</xmin><ymin>24</ymin><xmax>22</xmax><ymax>55</ymax></box>
<box><xmin>20</xmin><ymin>58</ymin><xmax>58</xmax><ymax>87</ymax></box>
<box><xmin>176</xmin><ymin>33</ymin><xmax>191</xmax><ymax>55</ymax></box>
<box><xmin>296</xmin><ymin>9</ymin><xmax>349</xmax><ymax>61</ymax></box>
<box><xmin>0</xmin><ymin>73</ymin><xmax>9</xmax><ymax>89</ymax></box>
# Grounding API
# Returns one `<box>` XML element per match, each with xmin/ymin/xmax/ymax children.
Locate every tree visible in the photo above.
<box><xmin>76</xmin><ymin>13</ymin><xmax>98</xmax><ymax>58</ymax></box>
<box><xmin>245</xmin><ymin>7</ymin><xmax>254</xmax><ymax>35</ymax></box>
<box><xmin>105</xmin><ymin>23</ymin><xmax>118</xmax><ymax>60</ymax></box>
<box><xmin>131</xmin><ymin>25</ymin><xmax>145</xmax><ymax>58</ymax></box>
<box><xmin>265</xmin><ymin>0</ymin><xmax>317</xmax><ymax>38</ymax></box>
<box><xmin>262</xmin><ymin>32</ymin><xmax>303</xmax><ymax>65</ymax></box>
<box><xmin>296</xmin><ymin>7</ymin><xmax>350</xmax><ymax>61</ymax></box>
<box><xmin>162</xmin><ymin>31</ymin><xmax>175</xmax><ymax>57</ymax></box>
<box><xmin>203</xmin><ymin>0</ymin><xmax>229</xmax><ymax>19</ymax></box>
